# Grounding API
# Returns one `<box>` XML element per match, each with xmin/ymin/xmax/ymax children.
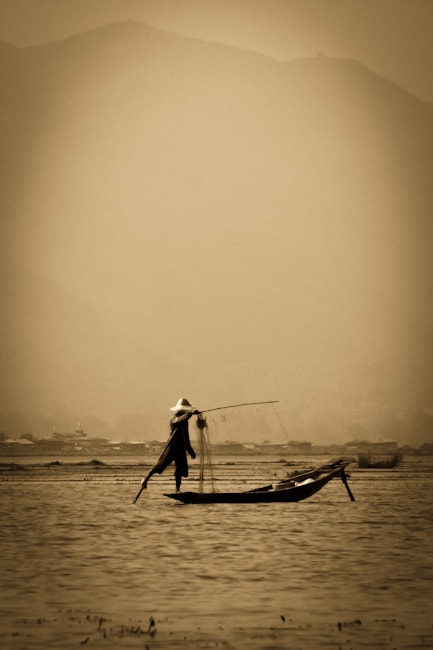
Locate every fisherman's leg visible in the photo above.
<box><xmin>141</xmin><ymin>468</ymin><xmax>156</xmax><ymax>488</ymax></box>
<box><xmin>175</xmin><ymin>470</ymin><xmax>182</xmax><ymax>492</ymax></box>
<box><xmin>142</xmin><ymin>458</ymin><xmax>172</xmax><ymax>488</ymax></box>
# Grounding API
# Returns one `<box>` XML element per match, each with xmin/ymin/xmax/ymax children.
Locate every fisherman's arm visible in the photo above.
<box><xmin>172</xmin><ymin>409</ymin><xmax>201</xmax><ymax>424</ymax></box>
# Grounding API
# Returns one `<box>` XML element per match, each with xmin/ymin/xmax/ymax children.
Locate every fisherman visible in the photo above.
<box><xmin>141</xmin><ymin>398</ymin><xmax>199</xmax><ymax>492</ymax></box>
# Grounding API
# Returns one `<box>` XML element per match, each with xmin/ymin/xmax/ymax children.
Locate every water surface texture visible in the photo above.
<box><xmin>1</xmin><ymin>456</ymin><xmax>432</xmax><ymax>648</ymax></box>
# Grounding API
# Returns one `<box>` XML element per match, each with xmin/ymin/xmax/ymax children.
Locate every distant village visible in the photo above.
<box><xmin>0</xmin><ymin>422</ymin><xmax>432</xmax><ymax>457</ymax></box>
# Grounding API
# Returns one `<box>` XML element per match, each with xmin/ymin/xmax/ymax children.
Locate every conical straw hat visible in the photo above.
<box><xmin>170</xmin><ymin>397</ymin><xmax>196</xmax><ymax>413</ymax></box>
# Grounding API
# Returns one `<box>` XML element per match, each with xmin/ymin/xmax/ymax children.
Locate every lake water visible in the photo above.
<box><xmin>1</xmin><ymin>455</ymin><xmax>432</xmax><ymax>649</ymax></box>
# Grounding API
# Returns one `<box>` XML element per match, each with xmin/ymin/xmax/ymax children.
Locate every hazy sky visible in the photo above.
<box><xmin>1</xmin><ymin>0</ymin><xmax>432</xmax><ymax>444</ymax></box>
<box><xmin>1</xmin><ymin>0</ymin><xmax>433</xmax><ymax>102</ymax></box>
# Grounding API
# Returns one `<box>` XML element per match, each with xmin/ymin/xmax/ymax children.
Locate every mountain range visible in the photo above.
<box><xmin>1</xmin><ymin>21</ymin><xmax>432</xmax><ymax>444</ymax></box>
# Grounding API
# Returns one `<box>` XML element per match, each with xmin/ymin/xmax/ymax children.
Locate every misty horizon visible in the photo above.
<box><xmin>1</xmin><ymin>17</ymin><xmax>432</xmax><ymax>449</ymax></box>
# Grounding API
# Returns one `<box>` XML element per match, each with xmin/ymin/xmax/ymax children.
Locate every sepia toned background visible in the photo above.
<box><xmin>1</xmin><ymin>5</ymin><xmax>432</xmax><ymax>649</ymax></box>
<box><xmin>1</xmin><ymin>0</ymin><xmax>432</xmax><ymax>446</ymax></box>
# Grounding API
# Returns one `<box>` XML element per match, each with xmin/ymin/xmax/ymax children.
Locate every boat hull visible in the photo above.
<box><xmin>165</xmin><ymin>458</ymin><xmax>354</xmax><ymax>504</ymax></box>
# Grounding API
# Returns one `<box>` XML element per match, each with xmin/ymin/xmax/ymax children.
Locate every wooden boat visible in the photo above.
<box><xmin>165</xmin><ymin>457</ymin><xmax>355</xmax><ymax>504</ymax></box>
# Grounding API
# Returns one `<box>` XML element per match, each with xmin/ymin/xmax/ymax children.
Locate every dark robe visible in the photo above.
<box><xmin>151</xmin><ymin>412</ymin><xmax>195</xmax><ymax>479</ymax></box>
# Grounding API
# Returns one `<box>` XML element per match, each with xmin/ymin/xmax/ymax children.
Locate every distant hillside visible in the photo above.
<box><xmin>1</xmin><ymin>22</ymin><xmax>432</xmax><ymax>444</ymax></box>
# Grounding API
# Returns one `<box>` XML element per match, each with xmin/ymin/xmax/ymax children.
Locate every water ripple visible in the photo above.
<box><xmin>1</xmin><ymin>456</ymin><xmax>432</xmax><ymax>648</ymax></box>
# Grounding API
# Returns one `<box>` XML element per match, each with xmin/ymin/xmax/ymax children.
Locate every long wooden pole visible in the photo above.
<box><xmin>201</xmin><ymin>400</ymin><xmax>279</xmax><ymax>414</ymax></box>
<box><xmin>133</xmin><ymin>485</ymin><xmax>145</xmax><ymax>504</ymax></box>
<box><xmin>340</xmin><ymin>469</ymin><xmax>355</xmax><ymax>501</ymax></box>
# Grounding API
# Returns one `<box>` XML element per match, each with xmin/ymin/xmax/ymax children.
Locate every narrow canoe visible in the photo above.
<box><xmin>165</xmin><ymin>457</ymin><xmax>355</xmax><ymax>504</ymax></box>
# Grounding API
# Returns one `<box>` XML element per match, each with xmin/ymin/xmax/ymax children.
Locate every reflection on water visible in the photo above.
<box><xmin>1</xmin><ymin>456</ymin><xmax>432</xmax><ymax>648</ymax></box>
